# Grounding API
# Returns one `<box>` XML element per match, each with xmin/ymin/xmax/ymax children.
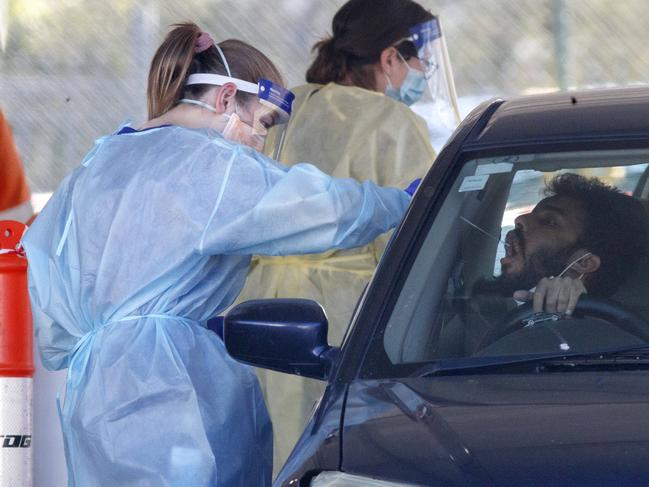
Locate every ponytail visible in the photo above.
<box><xmin>306</xmin><ymin>37</ymin><xmax>348</xmax><ymax>85</ymax></box>
<box><xmin>305</xmin><ymin>0</ymin><xmax>434</xmax><ymax>91</ymax></box>
<box><xmin>147</xmin><ymin>22</ymin><xmax>284</xmax><ymax>120</ymax></box>
<box><xmin>306</xmin><ymin>35</ymin><xmax>378</xmax><ymax>90</ymax></box>
<box><xmin>147</xmin><ymin>22</ymin><xmax>201</xmax><ymax>119</ymax></box>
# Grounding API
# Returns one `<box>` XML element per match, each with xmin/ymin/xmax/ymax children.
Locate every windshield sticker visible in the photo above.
<box><xmin>473</xmin><ymin>154</ymin><xmax>536</xmax><ymax>166</ymax></box>
<box><xmin>475</xmin><ymin>162</ymin><xmax>513</xmax><ymax>176</ymax></box>
<box><xmin>459</xmin><ymin>174</ymin><xmax>489</xmax><ymax>192</ymax></box>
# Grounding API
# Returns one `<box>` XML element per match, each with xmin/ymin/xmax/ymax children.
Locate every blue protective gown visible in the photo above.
<box><xmin>22</xmin><ymin>125</ymin><xmax>410</xmax><ymax>486</ymax></box>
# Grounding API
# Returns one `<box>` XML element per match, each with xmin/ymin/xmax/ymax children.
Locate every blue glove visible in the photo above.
<box><xmin>405</xmin><ymin>178</ymin><xmax>422</xmax><ymax>197</ymax></box>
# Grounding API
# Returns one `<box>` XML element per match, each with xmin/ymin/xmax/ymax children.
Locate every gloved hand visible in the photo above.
<box><xmin>405</xmin><ymin>178</ymin><xmax>422</xmax><ymax>197</ymax></box>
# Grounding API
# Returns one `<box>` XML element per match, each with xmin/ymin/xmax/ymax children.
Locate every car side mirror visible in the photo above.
<box><xmin>223</xmin><ymin>299</ymin><xmax>339</xmax><ymax>380</ymax></box>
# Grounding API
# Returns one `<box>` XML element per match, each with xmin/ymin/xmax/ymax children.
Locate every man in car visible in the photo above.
<box><xmin>475</xmin><ymin>172</ymin><xmax>649</xmax><ymax>316</ymax></box>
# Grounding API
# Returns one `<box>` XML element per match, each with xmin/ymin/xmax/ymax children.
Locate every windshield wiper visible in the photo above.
<box><xmin>540</xmin><ymin>346</ymin><xmax>649</xmax><ymax>370</ymax></box>
<box><xmin>414</xmin><ymin>345</ymin><xmax>649</xmax><ymax>377</ymax></box>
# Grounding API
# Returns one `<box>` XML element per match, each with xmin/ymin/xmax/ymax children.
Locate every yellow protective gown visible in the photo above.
<box><xmin>235</xmin><ymin>82</ymin><xmax>436</xmax><ymax>473</ymax></box>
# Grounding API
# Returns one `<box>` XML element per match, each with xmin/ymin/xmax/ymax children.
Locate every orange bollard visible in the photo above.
<box><xmin>0</xmin><ymin>220</ymin><xmax>33</xmax><ymax>486</ymax></box>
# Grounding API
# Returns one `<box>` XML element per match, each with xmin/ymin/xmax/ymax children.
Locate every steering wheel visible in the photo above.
<box><xmin>479</xmin><ymin>295</ymin><xmax>649</xmax><ymax>348</ymax></box>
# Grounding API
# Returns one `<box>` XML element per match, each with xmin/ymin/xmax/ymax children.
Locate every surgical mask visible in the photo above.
<box><xmin>384</xmin><ymin>53</ymin><xmax>427</xmax><ymax>106</ymax></box>
<box><xmin>222</xmin><ymin>110</ymin><xmax>264</xmax><ymax>152</ymax></box>
<box><xmin>179</xmin><ymin>98</ymin><xmax>265</xmax><ymax>151</ymax></box>
<box><xmin>557</xmin><ymin>252</ymin><xmax>592</xmax><ymax>279</ymax></box>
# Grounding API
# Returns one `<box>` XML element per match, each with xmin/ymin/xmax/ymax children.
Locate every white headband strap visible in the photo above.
<box><xmin>185</xmin><ymin>73</ymin><xmax>258</xmax><ymax>94</ymax></box>
<box><xmin>214</xmin><ymin>43</ymin><xmax>232</xmax><ymax>77</ymax></box>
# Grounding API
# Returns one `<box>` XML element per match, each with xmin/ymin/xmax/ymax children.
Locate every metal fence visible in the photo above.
<box><xmin>2</xmin><ymin>0</ymin><xmax>649</xmax><ymax>193</ymax></box>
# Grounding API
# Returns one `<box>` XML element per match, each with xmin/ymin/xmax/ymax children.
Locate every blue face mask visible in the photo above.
<box><xmin>384</xmin><ymin>55</ymin><xmax>427</xmax><ymax>106</ymax></box>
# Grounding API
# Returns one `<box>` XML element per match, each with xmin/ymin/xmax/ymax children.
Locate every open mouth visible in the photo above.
<box><xmin>502</xmin><ymin>230</ymin><xmax>524</xmax><ymax>268</ymax></box>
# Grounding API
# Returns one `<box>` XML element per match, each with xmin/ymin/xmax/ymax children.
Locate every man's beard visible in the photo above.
<box><xmin>474</xmin><ymin>240</ymin><xmax>577</xmax><ymax>297</ymax></box>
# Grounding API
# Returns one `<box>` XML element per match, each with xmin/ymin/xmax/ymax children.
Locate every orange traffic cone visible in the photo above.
<box><xmin>0</xmin><ymin>220</ymin><xmax>33</xmax><ymax>485</ymax></box>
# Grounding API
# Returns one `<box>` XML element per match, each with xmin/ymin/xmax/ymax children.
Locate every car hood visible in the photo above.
<box><xmin>342</xmin><ymin>372</ymin><xmax>649</xmax><ymax>486</ymax></box>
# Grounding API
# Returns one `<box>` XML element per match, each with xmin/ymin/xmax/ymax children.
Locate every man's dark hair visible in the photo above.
<box><xmin>546</xmin><ymin>173</ymin><xmax>649</xmax><ymax>296</ymax></box>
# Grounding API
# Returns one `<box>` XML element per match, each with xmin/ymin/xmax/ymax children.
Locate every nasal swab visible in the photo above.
<box><xmin>459</xmin><ymin>216</ymin><xmax>510</xmax><ymax>247</ymax></box>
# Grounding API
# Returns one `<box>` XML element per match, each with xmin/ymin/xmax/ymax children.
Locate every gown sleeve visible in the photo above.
<box><xmin>196</xmin><ymin>146</ymin><xmax>411</xmax><ymax>256</ymax></box>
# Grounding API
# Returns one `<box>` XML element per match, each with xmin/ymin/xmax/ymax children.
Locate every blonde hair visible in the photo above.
<box><xmin>147</xmin><ymin>21</ymin><xmax>284</xmax><ymax>119</ymax></box>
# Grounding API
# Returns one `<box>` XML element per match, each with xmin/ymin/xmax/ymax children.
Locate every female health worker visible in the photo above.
<box><xmin>22</xmin><ymin>22</ymin><xmax>414</xmax><ymax>486</ymax></box>
<box><xmin>235</xmin><ymin>0</ymin><xmax>461</xmax><ymax>471</ymax></box>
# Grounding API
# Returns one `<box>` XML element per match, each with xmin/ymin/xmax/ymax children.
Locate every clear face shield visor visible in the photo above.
<box><xmin>398</xmin><ymin>18</ymin><xmax>461</xmax><ymax>151</ymax></box>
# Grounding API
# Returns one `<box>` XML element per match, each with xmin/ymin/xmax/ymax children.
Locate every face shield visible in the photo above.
<box><xmin>400</xmin><ymin>18</ymin><xmax>461</xmax><ymax>152</ymax></box>
<box><xmin>183</xmin><ymin>43</ymin><xmax>295</xmax><ymax>150</ymax></box>
<box><xmin>252</xmin><ymin>80</ymin><xmax>294</xmax><ymax>136</ymax></box>
<box><xmin>185</xmin><ymin>74</ymin><xmax>295</xmax><ymax>135</ymax></box>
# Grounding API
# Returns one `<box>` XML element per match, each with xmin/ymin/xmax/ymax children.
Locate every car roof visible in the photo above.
<box><xmin>468</xmin><ymin>86</ymin><xmax>649</xmax><ymax>148</ymax></box>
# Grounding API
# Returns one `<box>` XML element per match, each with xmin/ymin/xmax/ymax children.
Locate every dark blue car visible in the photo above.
<box><xmin>222</xmin><ymin>87</ymin><xmax>649</xmax><ymax>486</ymax></box>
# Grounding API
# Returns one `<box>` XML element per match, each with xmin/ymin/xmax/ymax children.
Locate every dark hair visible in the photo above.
<box><xmin>147</xmin><ymin>21</ymin><xmax>283</xmax><ymax>119</ymax></box>
<box><xmin>306</xmin><ymin>0</ymin><xmax>434</xmax><ymax>90</ymax></box>
<box><xmin>546</xmin><ymin>173</ymin><xmax>649</xmax><ymax>296</ymax></box>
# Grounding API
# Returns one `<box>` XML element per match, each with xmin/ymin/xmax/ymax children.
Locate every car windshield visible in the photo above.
<box><xmin>381</xmin><ymin>149</ymin><xmax>649</xmax><ymax>370</ymax></box>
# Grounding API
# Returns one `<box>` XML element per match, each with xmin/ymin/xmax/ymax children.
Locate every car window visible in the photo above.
<box><xmin>368</xmin><ymin>149</ymin><xmax>649</xmax><ymax>375</ymax></box>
